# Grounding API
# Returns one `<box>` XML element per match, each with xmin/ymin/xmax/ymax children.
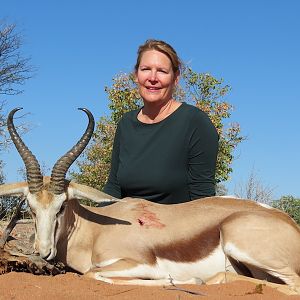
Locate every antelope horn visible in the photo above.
<box><xmin>49</xmin><ymin>108</ymin><xmax>95</xmax><ymax>195</ymax></box>
<box><xmin>7</xmin><ymin>108</ymin><xmax>43</xmax><ymax>193</ymax></box>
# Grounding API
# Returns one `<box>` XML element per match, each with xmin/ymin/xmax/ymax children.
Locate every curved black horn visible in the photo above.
<box><xmin>49</xmin><ymin>108</ymin><xmax>95</xmax><ymax>194</ymax></box>
<box><xmin>7</xmin><ymin>108</ymin><xmax>43</xmax><ymax>193</ymax></box>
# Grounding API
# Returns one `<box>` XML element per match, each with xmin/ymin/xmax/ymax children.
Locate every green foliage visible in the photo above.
<box><xmin>72</xmin><ymin>117</ymin><xmax>115</xmax><ymax>191</ymax></box>
<box><xmin>72</xmin><ymin>66</ymin><xmax>245</xmax><ymax>190</ymax></box>
<box><xmin>272</xmin><ymin>195</ymin><xmax>300</xmax><ymax>225</ymax></box>
<box><xmin>105</xmin><ymin>73</ymin><xmax>142</xmax><ymax>124</ymax></box>
<box><xmin>181</xmin><ymin>67</ymin><xmax>244</xmax><ymax>182</ymax></box>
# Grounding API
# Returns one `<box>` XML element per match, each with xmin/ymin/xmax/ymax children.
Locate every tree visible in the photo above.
<box><xmin>181</xmin><ymin>67</ymin><xmax>244</xmax><ymax>183</ymax></box>
<box><xmin>216</xmin><ymin>183</ymin><xmax>228</xmax><ymax>196</ymax></box>
<box><xmin>272</xmin><ymin>195</ymin><xmax>300</xmax><ymax>225</ymax></box>
<box><xmin>72</xmin><ymin>66</ymin><xmax>244</xmax><ymax>191</ymax></box>
<box><xmin>71</xmin><ymin>73</ymin><xmax>142</xmax><ymax>190</ymax></box>
<box><xmin>0</xmin><ymin>21</ymin><xmax>33</xmax><ymax>96</ymax></box>
<box><xmin>0</xmin><ymin>21</ymin><xmax>33</xmax><ymax>150</ymax></box>
<box><xmin>0</xmin><ymin>20</ymin><xmax>34</xmax><ymax>219</ymax></box>
<box><xmin>234</xmin><ymin>168</ymin><xmax>275</xmax><ymax>204</ymax></box>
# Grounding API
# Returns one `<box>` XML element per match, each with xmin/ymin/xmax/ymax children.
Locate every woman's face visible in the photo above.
<box><xmin>135</xmin><ymin>50</ymin><xmax>179</xmax><ymax>105</ymax></box>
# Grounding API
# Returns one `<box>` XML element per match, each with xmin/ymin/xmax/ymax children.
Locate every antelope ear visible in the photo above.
<box><xmin>0</xmin><ymin>182</ymin><xmax>29</xmax><ymax>196</ymax></box>
<box><xmin>67</xmin><ymin>181</ymin><xmax>121</xmax><ymax>204</ymax></box>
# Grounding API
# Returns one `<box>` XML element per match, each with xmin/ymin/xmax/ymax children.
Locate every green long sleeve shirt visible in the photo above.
<box><xmin>103</xmin><ymin>102</ymin><xmax>219</xmax><ymax>204</ymax></box>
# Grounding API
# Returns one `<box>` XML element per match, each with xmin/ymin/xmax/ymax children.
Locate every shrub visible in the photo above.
<box><xmin>272</xmin><ymin>195</ymin><xmax>300</xmax><ymax>225</ymax></box>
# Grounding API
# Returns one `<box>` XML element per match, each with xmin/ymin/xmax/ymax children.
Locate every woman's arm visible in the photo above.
<box><xmin>188</xmin><ymin>111</ymin><xmax>219</xmax><ymax>199</ymax></box>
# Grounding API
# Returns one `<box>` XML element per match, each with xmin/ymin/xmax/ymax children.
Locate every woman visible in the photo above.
<box><xmin>104</xmin><ymin>39</ymin><xmax>219</xmax><ymax>204</ymax></box>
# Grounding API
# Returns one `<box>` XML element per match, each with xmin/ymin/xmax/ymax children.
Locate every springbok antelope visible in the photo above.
<box><xmin>1</xmin><ymin>108</ymin><xmax>300</xmax><ymax>295</ymax></box>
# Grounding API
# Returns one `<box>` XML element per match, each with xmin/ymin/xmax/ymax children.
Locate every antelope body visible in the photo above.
<box><xmin>1</xmin><ymin>108</ymin><xmax>300</xmax><ymax>296</ymax></box>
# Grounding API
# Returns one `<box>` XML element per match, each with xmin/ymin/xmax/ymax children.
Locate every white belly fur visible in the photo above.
<box><xmin>98</xmin><ymin>243</ymin><xmax>236</xmax><ymax>281</ymax></box>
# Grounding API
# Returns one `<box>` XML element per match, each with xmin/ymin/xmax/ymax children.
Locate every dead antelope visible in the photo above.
<box><xmin>1</xmin><ymin>108</ymin><xmax>300</xmax><ymax>296</ymax></box>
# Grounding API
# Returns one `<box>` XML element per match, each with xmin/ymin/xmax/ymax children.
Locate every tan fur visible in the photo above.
<box><xmin>36</xmin><ymin>190</ymin><xmax>55</xmax><ymax>206</ymax></box>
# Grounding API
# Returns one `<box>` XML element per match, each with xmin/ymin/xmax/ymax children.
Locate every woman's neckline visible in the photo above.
<box><xmin>135</xmin><ymin>102</ymin><xmax>186</xmax><ymax>126</ymax></box>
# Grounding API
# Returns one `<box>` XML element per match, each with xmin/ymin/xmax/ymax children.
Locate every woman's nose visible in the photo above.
<box><xmin>149</xmin><ymin>71</ymin><xmax>158</xmax><ymax>82</ymax></box>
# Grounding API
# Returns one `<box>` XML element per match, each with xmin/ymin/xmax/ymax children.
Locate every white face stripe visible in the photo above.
<box><xmin>27</xmin><ymin>191</ymin><xmax>67</xmax><ymax>259</ymax></box>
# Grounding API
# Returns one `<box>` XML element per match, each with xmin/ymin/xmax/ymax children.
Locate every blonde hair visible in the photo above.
<box><xmin>134</xmin><ymin>39</ymin><xmax>182</xmax><ymax>74</ymax></box>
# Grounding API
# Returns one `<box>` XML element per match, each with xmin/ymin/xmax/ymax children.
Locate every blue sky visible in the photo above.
<box><xmin>1</xmin><ymin>0</ymin><xmax>299</xmax><ymax>199</ymax></box>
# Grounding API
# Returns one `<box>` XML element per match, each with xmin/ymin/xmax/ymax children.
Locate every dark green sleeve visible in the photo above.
<box><xmin>103</xmin><ymin>124</ymin><xmax>122</xmax><ymax>198</ymax></box>
<box><xmin>188</xmin><ymin>111</ymin><xmax>219</xmax><ymax>199</ymax></box>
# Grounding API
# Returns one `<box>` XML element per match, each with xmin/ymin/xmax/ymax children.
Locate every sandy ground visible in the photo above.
<box><xmin>1</xmin><ymin>272</ymin><xmax>300</xmax><ymax>300</ymax></box>
<box><xmin>1</xmin><ymin>221</ymin><xmax>300</xmax><ymax>300</ymax></box>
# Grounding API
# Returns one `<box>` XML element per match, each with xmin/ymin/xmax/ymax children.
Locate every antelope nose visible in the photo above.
<box><xmin>37</xmin><ymin>241</ymin><xmax>52</xmax><ymax>259</ymax></box>
<box><xmin>38</xmin><ymin>248</ymin><xmax>51</xmax><ymax>259</ymax></box>
<box><xmin>41</xmin><ymin>252</ymin><xmax>52</xmax><ymax>261</ymax></box>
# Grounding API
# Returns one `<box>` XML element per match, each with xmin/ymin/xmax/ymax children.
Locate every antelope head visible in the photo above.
<box><xmin>0</xmin><ymin>108</ymin><xmax>115</xmax><ymax>260</ymax></box>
